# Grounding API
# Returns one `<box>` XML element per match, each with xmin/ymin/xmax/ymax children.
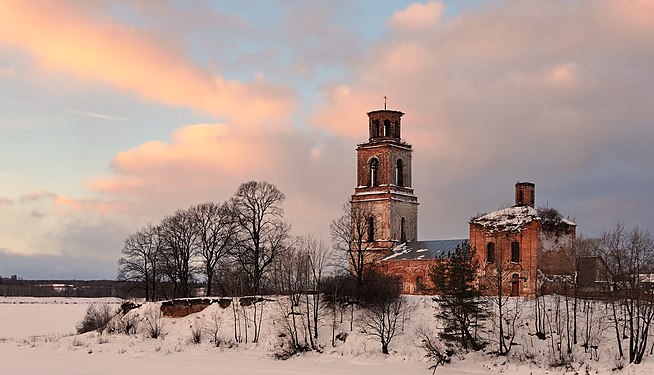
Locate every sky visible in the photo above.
<box><xmin>1</xmin><ymin>0</ymin><xmax>653</xmax><ymax>279</ymax></box>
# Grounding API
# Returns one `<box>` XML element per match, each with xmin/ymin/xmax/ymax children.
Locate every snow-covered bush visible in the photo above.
<box><xmin>76</xmin><ymin>303</ymin><xmax>115</xmax><ymax>334</ymax></box>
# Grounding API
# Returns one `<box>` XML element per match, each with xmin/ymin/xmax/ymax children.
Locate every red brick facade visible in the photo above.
<box><xmin>378</xmin><ymin>259</ymin><xmax>442</xmax><ymax>294</ymax></box>
<box><xmin>350</xmin><ymin>109</ymin><xmax>418</xmax><ymax>251</ymax></box>
<box><xmin>470</xmin><ymin>219</ymin><xmax>540</xmax><ymax>297</ymax></box>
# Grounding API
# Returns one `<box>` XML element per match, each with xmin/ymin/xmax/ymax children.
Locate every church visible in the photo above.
<box><xmin>350</xmin><ymin>108</ymin><xmax>577</xmax><ymax>296</ymax></box>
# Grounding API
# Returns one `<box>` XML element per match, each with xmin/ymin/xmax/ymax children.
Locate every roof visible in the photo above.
<box><xmin>471</xmin><ymin>206</ymin><xmax>539</xmax><ymax>233</ymax></box>
<box><xmin>382</xmin><ymin>239</ymin><xmax>468</xmax><ymax>261</ymax></box>
<box><xmin>471</xmin><ymin>205</ymin><xmax>576</xmax><ymax>233</ymax></box>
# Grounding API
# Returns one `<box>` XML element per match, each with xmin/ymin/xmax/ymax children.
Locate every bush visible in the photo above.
<box><xmin>107</xmin><ymin>313</ymin><xmax>139</xmax><ymax>335</ymax></box>
<box><xmin>77</xmin><ymin>303</ymin><xmax>115</xmax><ymax>334</ymax></box>
<box><xmin>416</xmin><ymin>326</ymin><xmax>451</xmax><ymax>374</ymax></box>
<box><xmin>190</xmin><ymin>320</ymin><xmax>203</xmax><ymax>344</ymax></box>
<box><xmin>144</xmin><ymin>308</ymin><xmax>165</xmax><ymax>339</ymax></box>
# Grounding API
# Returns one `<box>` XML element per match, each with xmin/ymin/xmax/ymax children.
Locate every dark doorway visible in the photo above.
<box><xmin>511</xmin><ymin>274</ymin><xmax>520</xmax><ymax>297</ymax></box>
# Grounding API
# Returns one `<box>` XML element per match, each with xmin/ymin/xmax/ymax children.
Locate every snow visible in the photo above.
<box><xmin>0</xmin><ymin>297</ymin><xmax>121</xmax><ymax>339</ymax></box>
<box><xmin>382</xmin><ymin>243</ymin><xmax>411</xmax><ymax>260</ymax></box>
<box><xmin>471</xmin><ymin>206</ymin><xmax>539</xmax><ymax>233</ymax></box>
<box><xmin>1</xmin><ymin>296</ymin><xmax>654</xmax><ymax>374</ymax></box>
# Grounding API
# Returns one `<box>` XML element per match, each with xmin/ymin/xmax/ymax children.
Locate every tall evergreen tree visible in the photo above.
<box><xmin>430</xmin><ymin>241</ymin><xmax>488</xmax><ymax>351</ymax></box>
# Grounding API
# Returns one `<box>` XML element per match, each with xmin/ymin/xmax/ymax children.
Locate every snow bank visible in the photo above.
<box><xmin>1</xmin><ymin>296</ymin><xmax>654</xmax><ymax>374</ymax></box>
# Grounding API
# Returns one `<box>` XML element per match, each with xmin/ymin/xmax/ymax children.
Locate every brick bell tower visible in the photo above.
<box><xmin>351</xmin><ymin>109</ymin><xmax>418</xmax><ymax>253</ymax></box>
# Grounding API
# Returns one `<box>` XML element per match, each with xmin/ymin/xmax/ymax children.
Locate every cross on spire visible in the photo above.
<box><xmin>383</xmin><ymin>95</ymin><xmax>388</xmax><ymax>110</ymax></box>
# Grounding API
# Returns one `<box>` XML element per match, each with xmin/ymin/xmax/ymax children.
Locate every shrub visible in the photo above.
<box><xmin>190</xmin><ymin>320</ymin><xmax>203</xmax><ymax>344</ymax></box>
<box><xmin>77</xmin><ymin>303</ymin><xmax>115</xmax><ymax>334</ymax></box>
<box><xmin>144</xmin><ymin>308</ymin><xmax>165</xmax><ymax>339</ymax></box>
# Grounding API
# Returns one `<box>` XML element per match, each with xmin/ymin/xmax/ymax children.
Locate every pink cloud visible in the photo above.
<box><xmin>0</xmin><ymin>1</ymin><xmax>295</xmax><ymax>125</ymax></box>
<box><xmin>68</xmin><ymin>121</ymin><xmax>353</xmax><ymax>241</ymax></box>
<box><xmin>388</xmin><ymin>1</ymin><xmax>444</xmax><ymax>32</ymax></box>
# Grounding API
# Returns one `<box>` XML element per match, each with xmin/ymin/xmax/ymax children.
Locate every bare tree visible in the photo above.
<box><xmin>117</xmin><ymin>223</ymin><xmax>162</xmax><ymax>301</ymax></box>
<box><xmin>230</xmin><ymin>181</ymin><xmax>290</xmax><ymax>294</ymax></box>
<box><xmin>160</xmin><ymin>208</ymin><xmax>199</xmax><ymax>298</ymax></box>
<box><xmin>271</xmin><ymin>240</ymin><xmax>310</xmax><ymax>350</ymax></box>
<box><xmin>359</xmin><ymin>274</ymin><xmax>407</xmax><ymax>354</ymax></box>
<box><xmin>330</xmin><ymin>201</ymin><xmax>375</xmax><ymax>286</ymax></box>
<box><xmin>190</xmin><ymin>201</ymin><xmax>238</xmax><ymax>296</ymax></box>
<box><xmin>302</xmin><ymin>234</ymin><xmax>331</xmax><ymax>341</ymax></box>
<box><xmin>599</xmin><ymin>223</ymin><xmax>654</xmax><ymax>364</ymax></box>
<box><xmin>484</xmin><ymin>245</ymin><xmax>524</xmax><ymax>355</ymax></box>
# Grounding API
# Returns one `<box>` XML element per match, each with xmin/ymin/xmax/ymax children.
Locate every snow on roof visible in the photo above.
<box><xmin>383</xmin><ymin>239</ymin><xmax>468</xmax><ymax>261</ymax></box>
<box><xmin>472</xmin><ymin>205</ymin><xmax>576</xmax><ymax>233</ymax></box>
<box><xmin>471</xmin><ymin>206</ymin><xmax>539</xmax><ymax>233</ymax></box>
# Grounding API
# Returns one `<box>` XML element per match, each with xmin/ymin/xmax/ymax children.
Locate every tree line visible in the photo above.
<box><xmin>118</xmin><ymin>180</ymin><xmax>291</xmax><ymax>300</ymax></box>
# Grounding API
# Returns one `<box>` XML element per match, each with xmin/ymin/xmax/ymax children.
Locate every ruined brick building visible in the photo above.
<box><xmin>350</xmin><ymin>108</ymin><xmax>576</xmax><ymax>296</ymax></box>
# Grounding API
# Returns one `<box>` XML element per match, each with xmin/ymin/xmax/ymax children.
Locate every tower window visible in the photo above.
<box><xmin>367</xmin><ymin>216</ymin><xmax>375</xmax><ymax>242</ymax></box>
<box><xmin>396</xmin><ymin>159</ymin><xmax>404</xmax><ymax>187</ymax></box>
<box><xmin>383</xmin><ymin>120</ymin><xmax>390</xmax><ymax>136</ymax></box>
<box><xmin>511</xmin><ymin>241</ymin><xmax>520</xmax><ymax>262</ymax></box>
<box><xmin>369</xmin><ymin>158</ymin><xmax>379</xmax><ymax>187</ymax></box>
<box><xmin>400</xmin><ymin>217</ymin><xmax>406</xmax><ymax>242</ymax></box>
<box><xmin>486</xmin><ymin>242</ymin><xmax>495</xmax><ymax>263</ymax></box>
<box><xmin>372</xmin><ymin>119</ymin><xmax>380</xmax><ymax>137</ymax></box>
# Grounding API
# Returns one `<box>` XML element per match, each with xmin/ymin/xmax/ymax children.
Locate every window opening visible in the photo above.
<box><xmin>367</xmin><ymin>216</ymin><xmax>375</xmax><ymax>242</ymax></box>
<box><xmin>396</xmin><ymin>159</ymin><xmax>404</xmax><ymax>187</ymax></box>
<box><xmin>486</xmin><ymin>242</ymin><xmax>495</xmax><ymax>263</ymax></box>
<box><xmin>511</xmin><ymin>241</ymin><xmax>520</xmax><ymax>262</ymax></box>
<box><xmin>369</xmin><ymin>158</ymin><xmax>379</xmax><ymax>186</ymax></box>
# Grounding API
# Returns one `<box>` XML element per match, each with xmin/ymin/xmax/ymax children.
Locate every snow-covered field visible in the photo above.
<box><xmin>0</xmin><ymin>296</ymin><xmax>653</xmax><ymax>374</ymax></box>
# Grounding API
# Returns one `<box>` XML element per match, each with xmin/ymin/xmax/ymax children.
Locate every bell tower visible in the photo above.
<box><xmin>351</xmin><ymin>109</ymin><xmax>418</xmax><ymax>253</ymax></box>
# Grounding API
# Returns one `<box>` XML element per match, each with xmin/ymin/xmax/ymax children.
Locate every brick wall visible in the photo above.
<box><xmin>470</xmin><ymin>221</ymin><xmax>540</xmax><ymax>297</ymax></box>
<box><xmin>378</xmin><ymin>259</ymin><xmax>443</xmax><ymax>294</ymax></box>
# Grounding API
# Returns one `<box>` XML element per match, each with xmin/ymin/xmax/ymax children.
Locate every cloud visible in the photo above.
<box><xmin>312</xmin><ymin>0</ymin><xmax>654</xmax><ymax>238</ymax></box>
<box><xmin>0</xmin><ymin>1</ymin><xmax>296</xmax><ymax>125</ymax></box>
<box><xmin>0</xmin><ymin>66</ymin><xmax>15</xmax><ymax>77</ymax></box>
<box><xmin>19</xmin><ymin>190</ymin><xmax>58</xmax><ymax>203</ymax></box>
<box><xmin>0</xmin><ymin>197</ymin><xmax>12</xmax><ymax>205</ymax></box>
<box><xmin>389</xmin><ymin>1</ymin><xmax>444</xmax><ymax>32</ymax></box>
<box><xmin>75</xmin><ymin>122</ymin><xmax>352</xmax><ymax>243</ymax></box>
<box><xmin>0</xmin><ymin>249</ymin><xmax>117</xmax><ymax>279</ymax></box>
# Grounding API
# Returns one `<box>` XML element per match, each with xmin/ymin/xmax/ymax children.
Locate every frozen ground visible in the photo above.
<box><xmin>0</xmin><ymin>296</ymin><xmax>653</xmax><ymax>374</ymax></box>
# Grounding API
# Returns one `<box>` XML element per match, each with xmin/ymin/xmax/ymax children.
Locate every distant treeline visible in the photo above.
<box><xmin>0</xmin><ymin>278</ymin><xmax>142</xmax><ymax>298</ymax></box>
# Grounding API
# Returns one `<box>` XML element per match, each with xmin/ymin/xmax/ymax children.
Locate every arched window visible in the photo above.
<box><xmin>486</xmin><ymin>242</ymin><xmax>495</xmax><ymax>263</ymax></box>
<box><xmin>372</xmin><ymin>119</ymin><xmax>380</xmax><ymax>137</ymax></box>
<box><xmin>511</xmin><ymin>241</ymin><xmax>520</xmax><ymax>262</ymax></box>
<box><xmin>400</xmin><ymin>217</ymin><xmax>406</xmax><ymax>242</ymax></box>
<box><xmin>396</xmin><ymin>159</ymin><xmax>404</xmax><ymax>187</ymax></box>
<box><xmin>383</xmin><ymin>120</ymin><xmax>390</xmax><ymax>136</ymax></box>
<box><xmin>367</xmin><ymin>216</ymin><xmax>375</xmax><ymax>242</ymax></box>
<box><xmin>369</xmin><ymin>158</ymin><xmax>379</xmax><ymax>186</ymax></box>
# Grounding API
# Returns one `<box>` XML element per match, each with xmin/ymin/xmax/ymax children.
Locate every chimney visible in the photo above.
<box><xmin>515</xmin><ymin>182</ymin><xmax>535</xmax><ymax>207</ymax></box>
